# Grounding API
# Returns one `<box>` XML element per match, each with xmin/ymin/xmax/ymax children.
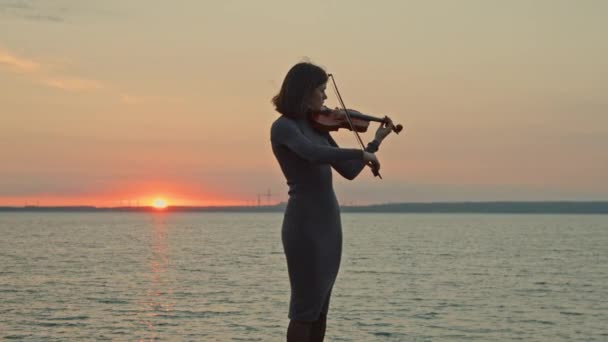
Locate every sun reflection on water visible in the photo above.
<box><xmin>137</xmin><ymin>213</ymin><xmax>175</xmax><ymax>341</ymax></box>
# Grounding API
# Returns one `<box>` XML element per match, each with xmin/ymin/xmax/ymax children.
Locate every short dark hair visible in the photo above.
<box><xmin>272</xmin><ymin>62</ymin><xmax>328</xmax><ymax>119</ymax></box>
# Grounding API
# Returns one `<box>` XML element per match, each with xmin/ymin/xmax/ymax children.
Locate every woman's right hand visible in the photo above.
<box><xmin>363</xmin><ymin>151</ymin><xmax>380</xmax><ymax>172</ymax></box>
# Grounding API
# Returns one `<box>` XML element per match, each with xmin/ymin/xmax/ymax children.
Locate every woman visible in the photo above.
<box><xmin>270</xmin><ymin>62</ymin><xmax>393</xmax><ymax>341</ymax></box>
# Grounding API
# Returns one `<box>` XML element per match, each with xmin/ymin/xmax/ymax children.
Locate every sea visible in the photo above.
<box><xmin>1</xmin><ymin>212</ymin><xmax>606</xmax><ymax>341</ymax></box>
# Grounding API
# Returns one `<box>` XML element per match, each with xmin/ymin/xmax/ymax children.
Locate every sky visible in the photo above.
<box><xmin>1</xmin><ymin>0</ymin><xmax>607</xmax><ymax>207</ymax></box>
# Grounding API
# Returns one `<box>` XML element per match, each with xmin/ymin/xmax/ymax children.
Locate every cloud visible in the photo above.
<box><xmin>20</xmin><ymin>13</ymin><xmax>63</xmax><ymax>22</ymax></box>
<box><xmin>0</xmin><ymin>0</ymin><xmax>65</xmax><ymax>22</ymax></box>
<box><xmin>0</xmin><ymin>0</ymin><xmax>66</xmax><ymax>22</ymax></box>
<box><xmin>42</xmin><ymin>77</ymin><xmax>103</xmax><ymax>91</ymax></box>
<box><xmin>120</xmin><ymin>94</ymin><xmax>184</xmax><ymax>105</ymax></box>
<box><xmin>0</xmin><ymin>49</ymin><xmax>40</xmax><ymax>72</ymax></box>
<box><xmin>0</xmin><ymin>47</ymin><xmax>177</xmax><ymax>99</ymax></box>
<box><xmin>0</xmin><ymin>0</ymin><xmax>31</xmax><ymax>12</ymax></box>
<box><xmin>0</xmin><ymin>46</ymin><xmax>103</xmax><ymax>92</ymax></box>
<box><xmin>0</xmin><ymin>1</ymin><xmax>114</xmax><ymax>23</ymax></box>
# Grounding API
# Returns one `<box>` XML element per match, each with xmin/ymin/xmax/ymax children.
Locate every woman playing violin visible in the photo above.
<box><xmin>270</xmin><ymin>62</ymin><xmax>396</xmax><ymax>341</ymax></box>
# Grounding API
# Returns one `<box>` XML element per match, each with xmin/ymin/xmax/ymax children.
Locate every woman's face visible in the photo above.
<box><xmin>308</xmin><ymin>82</ymin><xmax>328</xmax><ymax>112</ymax></box>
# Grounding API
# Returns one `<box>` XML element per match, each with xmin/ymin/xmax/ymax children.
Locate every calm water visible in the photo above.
<box><xmin>0</xmin><ymin>213</ymin><xmax>606</xmax><ymax>341</ymax></box>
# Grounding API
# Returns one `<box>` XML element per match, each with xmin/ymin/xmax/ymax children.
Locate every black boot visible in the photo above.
<box><xmin>286</xmin><ymin>319</ymin><xmax>313</xmax><ymax>342</ymax></box>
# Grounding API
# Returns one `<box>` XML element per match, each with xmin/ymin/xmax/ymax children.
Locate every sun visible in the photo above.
<box><xmin>152</xmin><ymin>198</ymin><xmax>168</xmax><ymax>209</ymax></box>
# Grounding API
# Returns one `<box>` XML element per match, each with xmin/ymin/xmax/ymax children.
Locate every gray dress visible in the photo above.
<box><xmin>270</xmin><ymin>115</ymin><xmax>379</xmax><ymax>321</ymax></box>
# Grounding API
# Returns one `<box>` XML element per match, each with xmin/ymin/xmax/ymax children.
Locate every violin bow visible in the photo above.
<box><xmin>327</xmin><ymin>73</ymin><xmax>382</xmax><ymax>179</ymax></box>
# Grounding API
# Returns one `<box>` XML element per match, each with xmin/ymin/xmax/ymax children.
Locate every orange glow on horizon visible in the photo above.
<box><xmin>0</xmin><ymin>196</ymin><xmax>261</xmax><ymax>207</ymax></box>
<box><xmin>0</xmin><ymin>180</ymin><xmax>276</xmax><ymax>207</ymax></box>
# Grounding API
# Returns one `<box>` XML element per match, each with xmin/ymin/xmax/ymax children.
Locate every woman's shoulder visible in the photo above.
<box><xmin>271</xmin><ymin>115</ymin><xmax>303</xmax><ymax>142</ymax></box>
<box><xmin>271</xmin><ymin>115</ymin><xmax>297</xmax><ymax>131</ymax></box>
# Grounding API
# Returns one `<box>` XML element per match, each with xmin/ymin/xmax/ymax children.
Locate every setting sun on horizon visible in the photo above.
<box><xmin>152</xmin><ymin>198</ymin><xmax>168</xmax><ymax>209</ymax></box>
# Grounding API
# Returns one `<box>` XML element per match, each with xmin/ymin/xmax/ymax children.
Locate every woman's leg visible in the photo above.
<box><xmin>309</xmin><ymin>289</ymin><xmax>331</xmax><ymax>341</ymax></box>
<box><xmin>309</xmin><ymin>312</ymin><xmax>327</xmax><ymax>342</ymax></box>
<box><xmin>286</xmin><ymin>319</ymin><xmax>313</xmax><ymax>342</ymax></box>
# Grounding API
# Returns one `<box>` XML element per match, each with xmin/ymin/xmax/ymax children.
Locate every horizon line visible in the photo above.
<box><xmin>1</xmin><ymin>199</ymin><xmax>608</xmax><ymax>209</ymax></box>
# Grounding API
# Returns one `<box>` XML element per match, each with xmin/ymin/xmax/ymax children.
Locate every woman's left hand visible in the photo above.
<box><xmin>374</xmin><ymin>117</ymin><xmax>395</xmax><ymax>142</ymax></box>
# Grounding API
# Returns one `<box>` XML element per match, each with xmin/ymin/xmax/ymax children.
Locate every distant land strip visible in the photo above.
<box><xmin>1</xmin><ymin>201</ymin><xmax>607</xmax><ymax>214</ymax></box>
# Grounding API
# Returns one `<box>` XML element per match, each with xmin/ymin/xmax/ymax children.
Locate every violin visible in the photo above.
<box><xmin>315</xmin><ymin>73</ymin><xmax>404</xmax><ymax>179</ymax></box>
<box><xmin>310</xmin><ymin>107</ymin><xmax>403</xmax><ymax>134</ymax></box>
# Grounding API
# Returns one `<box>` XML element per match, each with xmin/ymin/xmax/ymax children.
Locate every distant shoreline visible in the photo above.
<box><xmin>1</xmin><ymin>201</ymin><xmax>607</xmax><ymax>214</ymax></box>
